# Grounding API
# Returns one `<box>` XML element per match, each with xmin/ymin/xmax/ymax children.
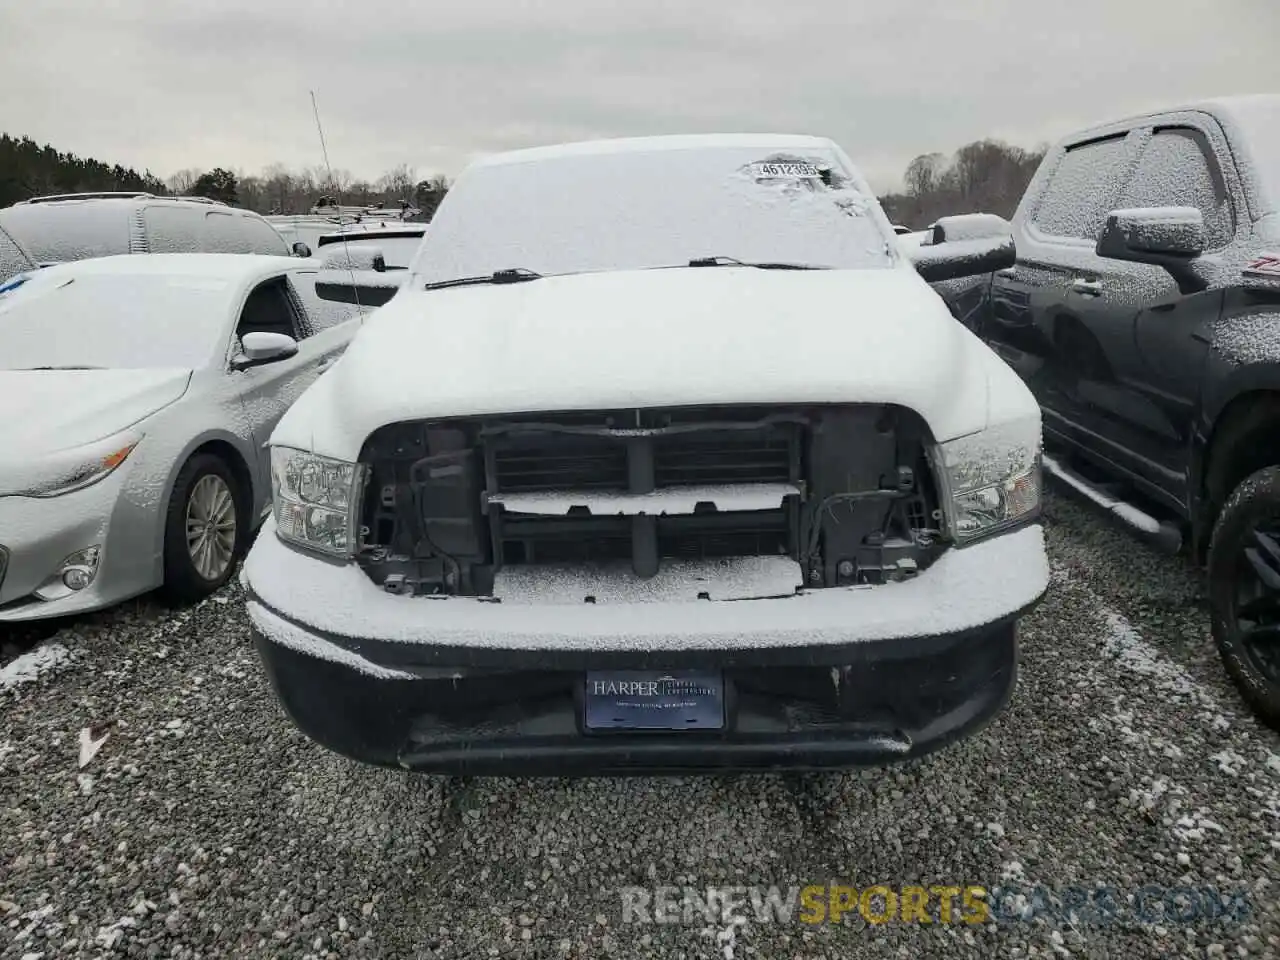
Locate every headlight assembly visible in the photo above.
<box><xmin>270</xmin><ymin>446</ymin><xmax>365</xmax><ymax>558</ymax></box>
<box><xmin>936</xmin><ymin>418</ymin><xmax>1042</xmax><ymax>544</ymax></box>
<box><xmin>0</xmin><ymin>433</ymin><xmax>140</xmax><ymax>498</ymax></box>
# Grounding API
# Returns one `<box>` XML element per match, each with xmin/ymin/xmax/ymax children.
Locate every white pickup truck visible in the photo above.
<box><xmin>243</xmin><ymin>134</ymin><xmax>1047</xmax><ymax>776</ymax></box>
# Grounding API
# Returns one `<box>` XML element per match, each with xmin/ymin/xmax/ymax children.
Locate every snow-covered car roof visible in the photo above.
<box><xmin>473</xmin><ymin>133</ymin><xmax>841</xmax><ymax>167</ymax></box>
<box><xmin>17</xmin><ymin>251</ymin><xmax>303</xmax><ymax>282</ymax></box>
<box><xmin>3</xmin><ymin>253</ymin><xmax>310</xmax><ymax>317</ymax></box>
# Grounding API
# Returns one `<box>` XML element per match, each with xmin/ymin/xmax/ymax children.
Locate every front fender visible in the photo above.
<box><xmin>145</xmin><ymin>426</ymin><xmax>263</xmax><ymax>579</ymax></box>
<box><xmin>1189</xmin><ymin>297</ymin><xmax>1280</xmax><ymax>532</ymax></box>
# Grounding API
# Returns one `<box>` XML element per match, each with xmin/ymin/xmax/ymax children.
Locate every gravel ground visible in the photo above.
<box><xmin>2</xmin><ymin>491</ymin><xmax>1279</xmax><ymax>960</ymax></box>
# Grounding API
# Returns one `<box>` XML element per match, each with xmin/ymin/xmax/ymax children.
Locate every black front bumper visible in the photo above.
<box><xmin>252</xmin><ymin>611</ymin><xmax>1021</xmax><ymax>776</ymax></box>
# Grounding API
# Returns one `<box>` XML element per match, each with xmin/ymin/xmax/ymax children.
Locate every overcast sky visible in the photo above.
<box><xmin>5</xmin><ymin>0</ymin><xmax>1279</xmax><ymax>193</ymax></box>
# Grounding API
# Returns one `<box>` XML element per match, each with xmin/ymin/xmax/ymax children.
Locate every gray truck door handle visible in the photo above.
<box><xmin>1071</xmin><ymin>278</ymin><xmax>1102</xmax><ymax>296</ymax></box>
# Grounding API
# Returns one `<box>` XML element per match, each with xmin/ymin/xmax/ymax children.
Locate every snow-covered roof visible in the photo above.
<box><xmin>472</xmin><ymin>133</ymin><xmax>840</xmax><ymax>168</ymax></box>
<box><xmin>30</xmin><ymin>252</ymin><xmax>304</xmax><ymax>283</ymax></box>
<box><xmin>1101</xmin><ymin>93</ymin><xmax>1278</xmax><ymax>130</ymax></box>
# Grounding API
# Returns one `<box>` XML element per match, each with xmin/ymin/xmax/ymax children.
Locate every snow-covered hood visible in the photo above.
<box><xmin>0</xmin><ymin>367</ymin><xmax>191</xmax><ymax>456</ymax></box>
<box><xmin>275</xmin><ymin>267</ymin><xmax>1001</xmax><ymax>459</ymax></box>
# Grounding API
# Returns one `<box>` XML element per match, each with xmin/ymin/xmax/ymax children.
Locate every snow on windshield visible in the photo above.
<box><xmin>0</xmin><ymin>272</ymin><xmax>231</xmax><ymax>370</ymax></box>
<box><xmin>410</xmin><ymin>145</ymin><xmax>893</xmax><ymax>284</ymax></box>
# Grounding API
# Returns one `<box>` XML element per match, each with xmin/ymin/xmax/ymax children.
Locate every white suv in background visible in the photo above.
<box><xmin>0</xmin><ymin>192</ymin><xmax>304</xmax><ymax>283</ymax></box>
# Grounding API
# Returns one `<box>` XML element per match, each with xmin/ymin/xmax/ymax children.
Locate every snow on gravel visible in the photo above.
<box><xmin>1</xmin><ymin>495</ymin><xmax>1279</xmax><ymax>959</ymax></box>
<box><xmin>0</xmin><ymin>641</ymin><xmax>71</xmax><ymax>692</ymax></box>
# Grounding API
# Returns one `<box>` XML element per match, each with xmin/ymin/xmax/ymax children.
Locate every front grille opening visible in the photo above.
<box><xmin>503</xmin><ymin>535</ymin><xmax>633</xmax><ymax>565</ymax></box>
<box><xmin>654</xmin><ymin>431</ymin><xmax>795</xmax><ymax>486</ymax></box>
<box><xmin>493</xmin><ymin>434</ymin><xmax>627</xmax><ymax>493</ymax></box>
<box><xmin>357</xmin><ymin>404</ymin><xmax>947</xmax><ymax>595</ymax></box>
<box><xmin>657</xmin><ymin>512</ymin><xmax>790</xmax><ymax>560</ymax></box>
<box><xmin>500</xmin><ymin>516</ymin><xmax>632</xmax><ymax>564</ymax></box>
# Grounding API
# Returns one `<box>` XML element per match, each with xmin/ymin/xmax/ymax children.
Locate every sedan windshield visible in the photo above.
<box><xmin>409</xmin><ymin>143</ymin><xmax>896</xmax><ymax>285</ymax></box>
<box><xmin>0</xmin><ymin>271</ymin><xmax>231</xmax><ymax>370</ymax></box>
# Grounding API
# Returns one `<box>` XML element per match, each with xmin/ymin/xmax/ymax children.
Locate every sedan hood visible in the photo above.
<box><xmin>276</xmin><ymin>266</ymin><xmax>997</xmax><ymax>459</ymax></box>
<box><xmin>0</xmin><ymin>367</ymin><xmax>192</xmax><ymax>455</ymax></box>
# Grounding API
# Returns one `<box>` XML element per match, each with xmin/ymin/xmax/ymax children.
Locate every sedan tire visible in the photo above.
<box><xmin>161</xmin><ymin>453</ymin><xmax>244</xmax><ymax>603</ymax></box>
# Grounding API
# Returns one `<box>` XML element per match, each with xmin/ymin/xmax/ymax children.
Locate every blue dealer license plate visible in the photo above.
<box><xmin>583</xmin><ymin>671</ymin><xmax>725</xmax><ymax>731</ymax></box>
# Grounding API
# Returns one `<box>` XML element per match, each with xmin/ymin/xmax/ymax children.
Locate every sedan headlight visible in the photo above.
<box><xmin>0</xmin><ymin>433</ymin><xmax>140</xmax><ymax>498</ymax></box>
<box><xmin>270</xmin><ymin>446</ymin><xmax>365</xmax><ymax>558</ymax></box>
<box><xmin>936</xmin><ymin>418</ymin><xmax>1042</xmax><ymax>544</ymax></box>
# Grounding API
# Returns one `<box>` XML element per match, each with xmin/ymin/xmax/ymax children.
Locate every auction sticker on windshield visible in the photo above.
<box><xmin>750</xmin><ymin>162</ymin><xmax>821</xmax><ymax>179</ymax></box>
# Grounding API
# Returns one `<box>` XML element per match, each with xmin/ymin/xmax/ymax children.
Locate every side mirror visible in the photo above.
<box><xmin>291</xmin><ymin>240</ymin><xmax>313</xmax><ymax>258</ymax></box>
<box><xmin>906</xmin><ymin>213</ymin><xmax>1016</xmax><ymax>283</ymax></box>
<box><xmin>1096</xmin><ymin>206</ymin><xmax>1207</xmax><ymax>294</ymax></box>
<box><xmin>313</xmin><ymin>268</ymin><xmax>404</xmax><ymax>307</ymax></box>
<box><xmin>232</xmin><ymin>331</ymin><xmax>298</xmax><ymax>370</ymax></box>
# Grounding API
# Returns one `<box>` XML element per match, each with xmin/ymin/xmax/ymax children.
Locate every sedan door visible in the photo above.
<box><xmin>228</xmin><ymin>273</ymin><xmax>358</xmax><ymax>500</ymax></box>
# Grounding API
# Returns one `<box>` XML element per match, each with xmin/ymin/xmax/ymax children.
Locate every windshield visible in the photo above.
<box><xmin>409</xmin><ymin>144</ymin><xmax>895</xmax><ymax>285</ymax></box>
<box><xmin>0</xmin><ymin>271</ymin><xmax>231</xmax><ymax>370</ymax></box>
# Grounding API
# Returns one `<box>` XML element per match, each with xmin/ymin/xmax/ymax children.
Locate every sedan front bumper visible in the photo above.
<box><xmin>245</xmin><ymin>522</ymin><xmax>1048</xmax><ymax>774</ymax></box>
<box><xmin>0</xmin><ymin>469</ymin><xmax>158</xmax><ymax>622</ymax></box>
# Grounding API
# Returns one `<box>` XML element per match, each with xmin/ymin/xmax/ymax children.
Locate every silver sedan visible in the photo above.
<box><xmin>0</xmin><ymin>253</ymin><xmax>365</xmax><ymax>621</ymax></box>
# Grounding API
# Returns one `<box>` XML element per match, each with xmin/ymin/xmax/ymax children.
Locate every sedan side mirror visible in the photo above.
<box><xmin>232</xmin><ymin>331</ymin><xmax>299</xmax><ymax>370</ymax></box>
<box><xmin>905</xmin><ymin>213</ymin><xmax>1016</xmax><ymax>283</ymax></box>
<box><xmin>292</xmin><ymin>240</ymin><xmax>313</xmax><ymax>258</ymax></box>
<box><xmin>1096</xmin><ymin>206</ymin><xmax>1207</xmax><ymax>293</ymax></box>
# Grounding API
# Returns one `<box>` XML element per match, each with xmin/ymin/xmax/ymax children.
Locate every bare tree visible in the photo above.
<box><xmin>167</xmin><ymin>167</ymin><xmax>201</xmax><ymax>195</ymax></box>
<box><xmin>378</xmin><ymin>163</ymin><xmax>416</xmax><ymax>201</ymax></box>
<box><xmin>261</xmin><ymin>163</ymin><xmax>294</xmax><ymax>214</ymax></box>
<box><xmin>881</xmin><ymin>139</ymin><xmax>1047</xmax><ymax>228</ymax></box>
<box><xmin>904</xmin><ymin>153</ymin><xmax>946</xmax><ymax>198</ymax></box>
<box><xmin>234</xmin><ymin>169</ymin><xmax>264</xmax><ymax>210</ymax></box>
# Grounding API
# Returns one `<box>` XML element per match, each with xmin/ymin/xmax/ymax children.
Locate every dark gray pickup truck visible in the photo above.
<box><xmin>935</xmin><ymin>94</ymin><xmax>1280</xmax><ymax>729</ymax></box>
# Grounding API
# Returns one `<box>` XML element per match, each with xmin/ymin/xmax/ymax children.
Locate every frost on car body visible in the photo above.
<box><xmin>243</xmin><ymin>134</ymin><xmax>1048</xmax><ymax>775</ymax></box>
<box><xmin>934</xmin><ymin>94</ymin><xmax>1280</xmax><ymax>730</ymax></box>
<box><xmin>0</xmin><ymin>254</ymin><xmax>364</xmax><ymax>622</ymax></box>
<box><xmin>0</xmin><ymin>195</ymin><xmax>295</xmax><ymax>284</ymax></box>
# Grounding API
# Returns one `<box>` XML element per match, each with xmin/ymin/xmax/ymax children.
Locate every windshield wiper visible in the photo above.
<box><xmin>687</xmin><ymin>256</ymin><xmax>825</xmax><ymax>270</ymax></box>
<box><xmin>424</xmin><ymin>268</ymin><xmax>543</xmax><ymax>290</ymax></box>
